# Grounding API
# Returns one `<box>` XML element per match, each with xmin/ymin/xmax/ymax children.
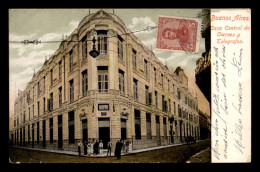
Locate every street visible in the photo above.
<box><xmin>9</xmin><ymin>140</ymin><xmax>210</xmax><ymax>163</ymax></box>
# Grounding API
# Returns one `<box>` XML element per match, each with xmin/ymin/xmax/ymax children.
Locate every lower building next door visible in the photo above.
<box><xmin>98</xmin><ymin>118</ymin><xmax>110</xmax><ymax>149</ymax></box>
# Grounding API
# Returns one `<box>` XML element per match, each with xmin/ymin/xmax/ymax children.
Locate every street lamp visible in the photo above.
<box><xmin>89</xmin><ymin>36</ymin><xmax>100</xmax><ymax>58</ymax></box>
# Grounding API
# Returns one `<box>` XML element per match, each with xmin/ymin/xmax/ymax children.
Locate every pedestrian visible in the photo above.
<box><xmin>107</xmin><ymin>140</ymin><xmax>112</xmax><ymax>157</ymax></box>
<box><xmin>115</xmin><ymin>140</ymin><xmax>123</xmax><ymax>159</ymax></box>
<box><xmin>122</xmin><ymin>140</ymin><xmax>126</xmax><ymax>154</ymax></box>
<box><xmin>94</xmin><ymin>140</ymin><xmax>99</xmax><ymax>155</ymax></box>
<box><xmin>128</xmin><ymin>141</ymin><xmax>132</xmax><ymax>152</ymax></box>
<box><xmin>83</xmin><ymin>141</ymin><xmax>87</xmax><ymax>155</ymax></box>
<box><xmin>78</xmin><ymin>141</ymin><xmax>82</xmax><ymax>156</ymax></box>
<box><xmin>99</xmin><ymin>140</ymin><xmax>103</xmax><ymax>154</ymax></box>
<box><xmin>125</xmin><ymin>140</ymin><xmax>129</xmax><ymax>153</ymax></box>
<box><xmin>90</xmin><ymin>140</ymin><xmax>94</xmax><ymax>155</ymax></box>
<box><xmin>87</xmin><ymin>141</ymin><xmax>91</xmax><ymax>156</ymax></box>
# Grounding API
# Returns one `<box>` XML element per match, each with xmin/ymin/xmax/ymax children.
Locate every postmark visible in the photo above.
<box><xmin>156</xmin><ymin>15</ymin><xmax>200</xmax><ymax>53</ymax></box>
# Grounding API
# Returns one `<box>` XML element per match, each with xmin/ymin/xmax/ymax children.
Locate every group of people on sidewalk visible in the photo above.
<box><xmin>77</xmin><ymin>139</ymin><xmax>132</xmax><ymax>159</ymax></box>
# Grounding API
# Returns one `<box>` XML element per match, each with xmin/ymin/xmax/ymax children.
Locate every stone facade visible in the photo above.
<box><xmin>10</xmin><ymin>10</ymin><xmax>200</xmax><ymax>152</ymax></box>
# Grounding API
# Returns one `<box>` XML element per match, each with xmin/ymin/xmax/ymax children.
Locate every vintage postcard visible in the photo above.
<box><xmin>8</xmin><ymin>8</ymin><xmax>251</xmax><ymax>164</ymax></box>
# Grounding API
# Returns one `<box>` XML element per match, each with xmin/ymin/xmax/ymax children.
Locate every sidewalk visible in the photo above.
<box><xmin>12</xmin><ymin>140</ymin><xmax>205</xmax><ymax>158</ymax></box>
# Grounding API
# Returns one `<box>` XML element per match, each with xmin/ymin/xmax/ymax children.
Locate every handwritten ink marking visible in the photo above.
<box><xmin>233</xmin><ymin>118</ymin><xmax>245</xmax><ymax>154</ymax></box>
<box><xmin>220</xmin><ymin>92</ymin><xmax>229</xmax><ymax>115</ymax></box>
<box><xmin>223</xmin><ymin>124</ymin><xmax>228</xmax><ymax>159</ymax></box>
<box><xmin>221</xmin><ymin>73</ymin><xmax>226</xmax><ymax>88</ymax></box>
<box><xmin>214</xmin><ymin>46</ymin><xmax>219</xmax><ymax>57</ymax></box>
<box><xmin>231</xmin><ymin>49</ymin><xmax>243</xmax><ymax>77</ymax></box>
<box><xmin>212</xmin><ymin>119</ymin><xmax>219</xmax><ymax>136</ymax></box>
<box><xmin>222</xmin><ymin>45</ymin><xmax>226</xmax><ymax>58</ymax></box>
<box><xmin>212</xmin><ymin>140</ymin><xmax>220</xmax><ymax>160</ymax></box>
<box><xmin>232</xmin><ymin>82</ymin><xmax>242</xmax><ymax>115</ymax></box>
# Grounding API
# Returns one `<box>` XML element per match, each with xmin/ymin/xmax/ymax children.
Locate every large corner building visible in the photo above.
<box><xmin>10</xmin><ymin>10</ymin><xmax>200</xmax><ymax>152</ymax></box>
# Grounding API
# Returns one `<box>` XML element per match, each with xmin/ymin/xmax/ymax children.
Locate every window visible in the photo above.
<box><xmin>59</xmin><ymin>60</ymin><xmax>62</xmax><ymax>79</ymax></box>
<box><xmin>37</xmin><ymin>101</ymin><xmax>40</xmax><ymax>116</ymax></box>
<box><xmin>155</xmin><ymin>91</ymin><xmax>158</xmax><ymax>108</ymax></box>
<box><xmin>154</xmin><ymin>68</ymin><xmax>157</xmax><ymax>83</ymax></box>
<box><xmin>37</xmin><ymin>122</ymin><xmax>39</xmax><ymax>144</ymax></box>
<box><xmin>27</xmin><ymin>92</ymin><xmax>30</xmax><ymax>103</ymax></box>
<box><xmin>162</xmin><ymin>95</ymin><xmax>167</xmax><ymax>112</ymax></box>
<box><xmin>50</xmin><ymin>69</ymin><xmax>53</xmax><ymax>85</ymax></box>
<box><xmin>174</xmin><ymin>102</ymin><xmax>176</xmax><ymax>115</ymax></box>
<box><xmin>145</xmin><ymin>85</ymin><xmax>149</xmax><ymax>105</ymax></box>
<box><xmin>82</xmin><ymin>70</ymin><xmax>88</xmax><ymax>97</ymax></box>
<box><xmin>133</xmin><ymin>78</ymin><xmax>138</xmax><ymax>101</ymax></box>
<box><xmin>32</xmin><ymin>105</ymin><xmax>34</xmax><ymax>118</ymax></box>
<box><xmin>177</xmin><ymin>88</ymin><xmax>181</xmax><ymax>99</ymax></box>
<box><xmin>50</xmin><ymin>93</ymin><xmax>53</xmax><ymax>111</ymax></box>
<box><xmin>98</xmin><ymin>66</ymin><xmax>108</xmax><ymax>93</ymax></box>
<box><xmin>28</xmin><ymin>108</ymin><xmax>30</xmax><ymax>121</ymax></box>
<box><xmin>82</xmin><ymin>36</ymin><xmax>87</xmax><ymax>60</ymax></box>
<box><xmin>118</xmin><ymin>35</ymin><xmax>123</xmax><ymax>59</ymax></box>
<box><xmin>169</xmin><ymin>99</ymin><xmax>171</xmax><ymax>113</ymax></box>
<box><xmin>146</xmin><ymin>113</ymin><xmax>151</xmax><ymax>139</ymax></box>
<box><xmin>134</xmin><ymin>110</ymin><xmax>141</xmax><ymax>140</ymax></box>
<box><xmin>68</xmin><ymin>111</ymin><xmax>75</xmax><ymax>143</ymax></box>
<box><xmin>97</xmin><ymin>30</ymin><xmax>108</xmax><ymax>54</ymax></box>
<box><xmin>144</xmin><ymin>59</ymin><xmax>148</xmax><ymax>77</ymax></box>
<box><xmin>43</xmin><ymin>76</ymin><xmax>45</xmax><ymax>91</ymax></box>
<box><xmin>59</xmin><ymin>87</ymin><xmax>62</xmax><ymax>107</ymax></box>
<box><xmin>37</xmin><ymin>82</ymin><xmax>40</xmax><ymax>97</ymax></box>
<box><xmin>23</xmin><ymin>112</ymin><xmax>25</xmax><ymax>123</ymax></box>
<box><xmin>33</xmin><ymin>86</ymin><xmax>34</xmax><ymax>100</ymax></box>
<box><xmin>43</xmin><ymin>98</ymin><xmax>45</xmax><ymax>113</ymax></box>
<box><xmin>168</xmin><ymin>79</ymin><xmax>170</xmax><ymax>92</ymax></box>
<box><xmin>173</xmin><ymin>84</ymin><xmax>175</xmax><ymax>94</ymax></box>
<box><xmin>161</xmin><ymin>74</ymin><xmax>164</xmax><ymax>88</ymax></box>
<box><xmin>49</xmin><ymin>118</ymin><xmax>53</xmax><ymax>143</ymax></box>
<box><xmin>185</xmin><ymin>97</ymin><xmax>187</xmax><ymax>104</ymax></box>
<box><xmin>178</xmin><ymin>105</ymin><xmax>181</xmax><ymax>118</ymax></box>
<box><xmin>69</xmin><ymin>50</ymin><xmax>73</xmax><ymax>71</ymax></box>
<box><xmin>69</xmin><ymin>79</ymin><xmax>74</xmax><ymax>102</ymax></box>
<box><xmin>118</xmin><ymin>69</ymin><xmax>125</xmax><ymax>95</ymax></box>
<box><xmin>28</xmin><ymin>125</ymin><xmax>30</xmax><ymax>143</ymax></box>
<box><xmin>132</xmin><ymin>49</ymin><xmax>137</xmax><ymax>70</ymax></box>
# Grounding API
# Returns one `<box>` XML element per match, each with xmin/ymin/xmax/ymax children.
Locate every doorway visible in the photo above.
<box><xmin>156</xmin><ymin>116</ymin><xmax>160</xmax><ymax>146</ymax></box>
<box><xmin>32</xmin><ymin>124</ymin><xmax>34</xmax><ymax>148</ymax></box>
<box><xmin>98</xmin><ymin>118</ymin><xmax>110</xmax><ymax>149</ymax></box>
<box><xmin>82</xmin><ymin>119</ymin><xmax>88</xmax><ymax>144</ymax></box>
<box><xmin>121</xmin><ymin>119</ymin><xmax>127</xmax><ymax>140</ymax></box>
<box><xmin>58</xmin><ymin>115</ymin><xmax>63</xmax><ymax>149</ymax></box>
<box><xmin>42</xmin><ymin>120</ymin><xmax>46</xmax><ymax>148</ymax></box>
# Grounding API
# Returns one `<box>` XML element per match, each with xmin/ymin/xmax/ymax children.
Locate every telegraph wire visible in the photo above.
<box><xmin>8</xmin><ymin>26</ymin><xmax>157</xmax><ymax>45</ymax></box>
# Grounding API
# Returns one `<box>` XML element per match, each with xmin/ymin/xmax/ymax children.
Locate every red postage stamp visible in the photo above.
<box><xmin>156</xmin><ymin>16</ymin><xmax>200</xmax><ymax>53</ymax></box>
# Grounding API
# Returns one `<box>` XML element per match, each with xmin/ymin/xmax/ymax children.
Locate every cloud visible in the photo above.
<box><xmin>39</xmin><ymin>33</ymin><xmax>61</xmax><ymax>42</ymax></box>
<box><xmin>141</xmin><ymin>37</ymin><xmax>156</xmax><ymax>48</ymax></box>
<box><xmin>9</xmin><ymin>33</ymin><xmax>37</xmax><ymax>42</ymax></box>
<box><xmin>69</xmin><ymin>20</ymin><xmax>79</xmax><ymax>29</ymax></box>
<box><xmin>128</xmin><ymin>17</ymin><xmax>156</xmax><ymax>36</ymax></box>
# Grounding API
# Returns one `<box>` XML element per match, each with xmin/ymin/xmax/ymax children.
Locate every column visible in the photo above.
<box><xmin>141</xmin><ymin>110</ymin><xmax>147</xmax><ymax>138</ymax></box>
<box><xmin>151</xmin><ymin>114</ymin><xmax>156</xmax><ymax>137</ymax></box>
<box><xmin>53</xmin><ymin>115</ymin><xmax>58</xmax><ymax>142</ymax></box>
<box><xmin>63</xmin><ymin>112</ymin><xmax>68</xmax><ymax>141</ymax></box>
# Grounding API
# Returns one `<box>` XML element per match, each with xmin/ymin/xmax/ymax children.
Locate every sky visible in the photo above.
<box><xmin>9</xmin><ymin>9</ymin><xmax>206</xmax><ymax>117</ymax></box>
